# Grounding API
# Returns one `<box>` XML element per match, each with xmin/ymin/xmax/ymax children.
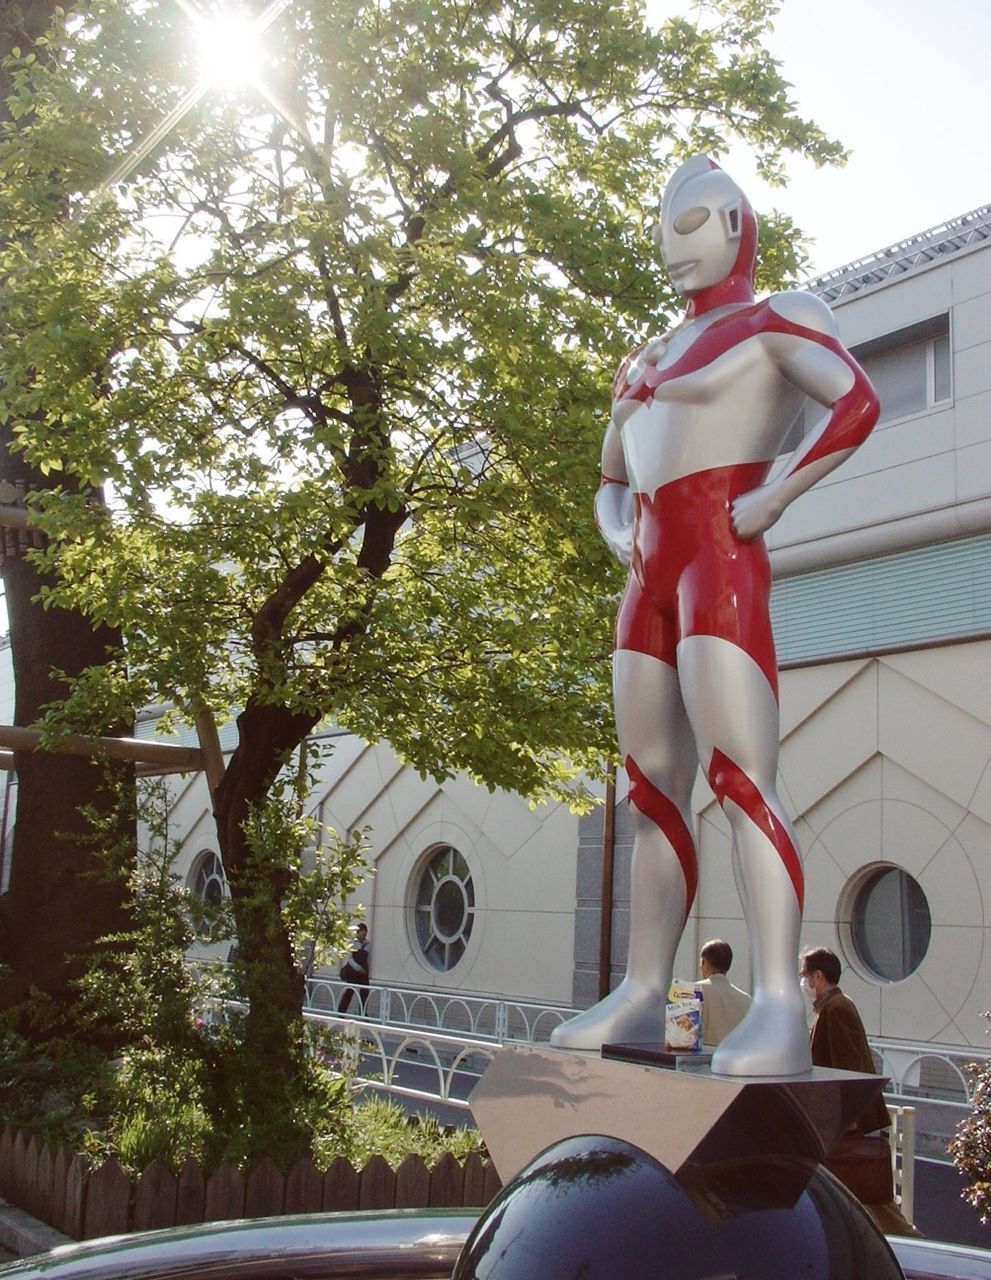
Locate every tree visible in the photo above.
<box><xmin>0</xmin><ymin>0</ymin><xmax>134</xmax><ymax>1017</ymax></box>
<box><xmin>0</xmin><ymin>0</ymin><xmax>842</xmax><ymax>1155</ymax></box>
<box><xmin>950</xmin><ymin>1012</ymin><xmax>991</xmax><ymax>1223</ymax></box>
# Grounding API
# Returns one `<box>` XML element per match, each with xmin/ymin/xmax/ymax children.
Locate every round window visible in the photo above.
<box><xmin>189</xmin><ymin>850</ymin><xmax>227</xmax><ymax>940</ymax></box>
<box><xmin>848</xmin><ymin>865</ymin><xmax>931</xmax><ymax>982</ymax></box>
<box><xmin>413</xmin><ymin>845</ymin><xmax>475</xmax><ymax>971</ymax></box>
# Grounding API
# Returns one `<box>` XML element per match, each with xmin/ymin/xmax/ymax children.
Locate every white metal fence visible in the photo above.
<box><xmin>305</xmin><ymin>1011</ymin><xmax>495</xmax><ymax>1113</ymax></box>
<box><xmin>304</xmin><ymin>980</ymin><xmax>991</xmax><ymax>1111</ymax></box>
<box><xmin>304</xmin><ymin>977</ymin><xmax>573</xmax><ymax>1044</ymax></box>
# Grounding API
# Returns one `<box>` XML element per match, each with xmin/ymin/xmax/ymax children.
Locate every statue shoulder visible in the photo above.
<box><xmin>613</xmin><ymin>334</ymin><xmax>671</xmax><ymax>399</ymax></box>
<box><xmin>766</xmin><ymin>289</ymin><xmax>839</xmax><ymax>338</ymax></box>
<box><xmin>613</xmin><ymin>343</ymin><xmax>647</xmax><ymax>399</ymax></box>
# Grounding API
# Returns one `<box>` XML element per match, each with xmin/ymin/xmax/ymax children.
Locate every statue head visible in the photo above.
<box><xmin>652</xmin><ymin>156</ymin><xmax>757</xmax><ymax>313</ymax></box>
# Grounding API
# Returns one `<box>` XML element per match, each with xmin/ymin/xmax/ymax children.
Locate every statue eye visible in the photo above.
<box><xmin>673</xmin><ymin>206</ymin><xmax>710</xmax><ymax>234</ymax></box>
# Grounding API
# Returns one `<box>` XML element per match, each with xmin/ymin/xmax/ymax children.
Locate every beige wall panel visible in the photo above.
<box><xmin>802</xmin><ymin>837</ymin><xmax>856</xmax><ymax>932</ymax></box>
<box><xmin>175</xmin><ymin>807</ymin><xmax>218</xmax><ymax>867</ymax></box>
<box><xmin>878</xmin><ymin>928</ymin><xmax>984</xmax><ymax>1045</ymax></box>
<box><xmin>778</xmin><ymin>660</ymin><xmax>872</xmax><ymax>739</ymax></box>
<box><xmin>956</xmin><ymin>440</ymin><xmax>991</xmax><ymax>504</ymax></box>
<box><xmin>878</xmin><ymin>665</ymin><xmax>991</xmax><ymax>810</ymax></box>
<box><xmin>833</xmin><ymin>266</ymin><xmax>952</xmax><ymax>347</ymax></box>
<box><xmin>875</xmin><ymin>799</ymin><xmax>954</xmax><ymax>881</ymax></box>
<box><xmin>879</xmin><ymin>758</ymin><xmax>968</xmax><ymax>840</ymax></box>
<box><xmin>481</xmin><ymin>836</ymin><xmax>571</xmax><ymax>911</ymax></box>
<box><xmin>368</xmin><ymin>782</ymin><xmax>577</xmax><ymax>1002</ymax></box>
<box><xmin>476</xmin><ymin>909</ymin><xmax>575</xmax><ymax>1005</ymax></box>
<box><xmin>955</xmin><ymin>341</ymin><xmax>991</xmax><ymax>401</ymax></box>
<box><xmin>917</xmin><ymin>837</ymin><xmax>983</xmax><ymax>928</ymax></box>
<box><xmin>954</xmin><ymin>290</ymin><xmax>991</xmax><ymax>353</ymax></box>
<box><xmin>805</xmin><ymin>799</ymin><xmax>883</xmax><ymax>879</ymax></box>
<box><xmin>946</xmin><ymin>938</ymin><xmax>991</xmax><ymax>1045</ymax></box>
<box><xmin>967</xmin><ymin>778</ymin><xmax>991</xmax><ymax>860</ymax></box>
<box><xmin>372</xmin><ymin>801</ymin><xmax>485</xmax><ymax>987</ymax></box>
<box><xmin>770</xmin><ymin>451</ymin><xmax>957</xmax><ymax>552</ymax></box>
<box><xmin>827</xmin><ymin>409</ymin><xmax>955</xmax><ymax>484</ymax></box>
<box><xmin>800</xmin><ymin>755</ymin><xmax>884</xmax><ymax>842</ymax></box>
<box><xmin>954</xmin><ymin>813</ymin><xmax>991</xmax><ymax>902</ymax></box>
<box><xmin>375</xmin><ymin>759</ymin><xmax>445</xmax><ymax>844</ymax></box>
<box><xmin>882</xmin><ymin>643</ymin><xmax>991</xmax><ymax>727</ymax></box>
<box><xmin>951</xmin><ymin>246</ymin><xmax>991</xmax><ymax>305</ymax></box>
<box><xmin>507</xmin><ymin>816</ymin><xmax>581</xmax><ymax>911</ymax></box>
<box><xmin>317</xmin><ymin>732</ymin><xmax>369</xmax><ymax>788</ymax></box>
<box><xmin>885</xmin><ymin>410</ymin><xmax>956</xmax><ymax>467</ymax></box>
<box><xmin>472</xmin><ymin>786</ymin><xmax>550</xmax><ymax>859</ymax></box>
<box><xmin>778</xmin><ymin>666</ymin><xmax>878</xmax><ymax>816</ymax></box>
<box><xmin>954</xmin><ymin>388</ymin><xmax>991</xmax><ymax>450</ymax></box>
<box><xmin>321</xmin><ymin>740</ymin><xmax>402</xmax><ymax>833</ymax></box>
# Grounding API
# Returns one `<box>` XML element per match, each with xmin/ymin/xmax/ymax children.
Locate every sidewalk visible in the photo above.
<box><xmin>913</xmin><ymin>1158</ymin><xmax>991</xmax><ymax>1250</ymax></box>
<box><xmin>0</xmin><ymin>1196</ymin><xmax>71</xmax><ymax>1263</ymax></box>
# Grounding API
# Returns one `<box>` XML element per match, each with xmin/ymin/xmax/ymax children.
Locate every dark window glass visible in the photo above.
<box><xmin>851</xmin><ymin>866</ymin><xmax>931</xmax><ymax>981</ymax></box>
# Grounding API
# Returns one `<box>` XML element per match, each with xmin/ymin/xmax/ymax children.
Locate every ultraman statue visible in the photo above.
<box><xmin>551</xmin><ymin>156</ymin><xmax>879</xmax><ymax>1076</ymax></box>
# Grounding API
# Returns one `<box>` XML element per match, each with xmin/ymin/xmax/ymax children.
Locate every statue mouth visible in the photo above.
<box><xmin>666</xmin><ymin>259</ymin><xmax>698</xmax><ymax>280</ymax></box>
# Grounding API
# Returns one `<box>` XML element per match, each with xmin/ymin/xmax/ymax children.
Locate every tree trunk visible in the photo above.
<box><xmin>0</xmin><ymin>0</ymin><xmax>135</xmax><ymax>1016</ymax></box>
<box><xmin>213</xmin><ymin>698</ymin><xmax>318</xmax><ymax>1155</ymax></box>
<box><xmin>0</xmin><ymin>542</ymin><xmax>134</xmax><ymax>1009</ymax></box>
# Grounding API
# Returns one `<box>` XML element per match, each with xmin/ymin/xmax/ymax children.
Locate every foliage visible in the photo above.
<box><xmin>0</xmin><ymin>0</ymin><xmax>841</xmax><ymax>802</ymax></box>
<box><xmin>950</xmin><ymin>1011</ymin><xmax>991</xmax><ymax>1223</ymax></box>
<box><xmin>337</xmin><ymin>1096</ymin><xmax>484</xmax><ymax>1168</ymax></box>
<box><xmin>0</xmin><ymin>777</ymin><xmax>367</xmax><ymax>1171</ymax></box>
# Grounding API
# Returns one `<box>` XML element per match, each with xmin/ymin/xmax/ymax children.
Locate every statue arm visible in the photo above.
<box><xmin>732</xmin><ymin>293</ymin><xmax>880</xmax><ymax>542</ymax></box>
<box><xmin>595</xmin><ymin>418</ymin><xmax>633</xmax><ymax>565</ymax></box>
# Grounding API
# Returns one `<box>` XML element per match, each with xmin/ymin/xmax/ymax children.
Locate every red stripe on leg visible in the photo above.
<box><xmin>707</xmin><ymin>748</ymin><xmax>804</xmax><ymax>911</ymax></box>
<box><xmin>625</xmin><ymin>754</ymin><xmax>698</xmax><ymax>915</ymax></box>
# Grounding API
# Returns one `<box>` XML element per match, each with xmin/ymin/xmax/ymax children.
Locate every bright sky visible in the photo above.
<box><xmin>710</xmin><ymin>0</ymin><xmax>991</xmax><ymax>278</ymax></box>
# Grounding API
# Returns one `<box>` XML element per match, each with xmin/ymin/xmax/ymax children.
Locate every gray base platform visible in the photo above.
<box><xmin>470</xmin><ymin>1043</ymin><xmax>888</xmax><ymax>1183</ymax></box>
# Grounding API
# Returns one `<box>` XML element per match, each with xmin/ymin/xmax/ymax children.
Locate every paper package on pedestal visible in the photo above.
<box><xmin>664</xmin><ymin>980</ymin><xmax>703</xmax><ymax>1052</ymax></box>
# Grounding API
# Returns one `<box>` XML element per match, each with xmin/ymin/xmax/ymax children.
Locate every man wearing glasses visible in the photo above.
<box><xmin>800</xmin><ymin>945</ymin><xmax>889</xmax><ymax>1135</ymax></box>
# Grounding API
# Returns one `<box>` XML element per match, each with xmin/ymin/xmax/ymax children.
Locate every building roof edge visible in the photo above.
<box><xmin>803</xmin><ymin>204</ymin><xmax>991</xmax><ymax>303</ymax></box>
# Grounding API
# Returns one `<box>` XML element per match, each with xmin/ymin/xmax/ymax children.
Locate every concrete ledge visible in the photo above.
<box><xmin>0</xmin><ymin>1196</ymin><xmax>71</xmax><ymax>1259</ymax></box>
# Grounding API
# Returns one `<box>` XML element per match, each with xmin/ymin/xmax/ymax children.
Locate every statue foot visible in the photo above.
<box><xmin>549</xmin><ymin>979</ymin><xmax>667</xmax><ymax>1052</ymax></box>
<box><xmin>710</xmin><ymin>995</ymin><xmax>812</xmax><ymax>1077</ymax></box>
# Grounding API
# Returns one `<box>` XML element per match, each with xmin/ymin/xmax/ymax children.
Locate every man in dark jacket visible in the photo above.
<box><xmin>339</xmin><ymin>922</ymin><xmax>371</xmax><ymax>1014</ymax></box>
<box><xmin>800</xmin><ymin>945</ymin><xmax>889</xmax><ymax>1133</ymax></box>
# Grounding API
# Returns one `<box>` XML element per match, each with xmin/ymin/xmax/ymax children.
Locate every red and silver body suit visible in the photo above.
<box><xmin>551</xmin><ymin>157</ymin><xmax>879</xmax><ymax>1075</ymax></box>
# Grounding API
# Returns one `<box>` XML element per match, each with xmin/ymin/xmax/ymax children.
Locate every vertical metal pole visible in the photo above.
<box><xmin>597</xmin><ymin>765</ymin><xmax>617</xmax><ymax>1001</ymax></box>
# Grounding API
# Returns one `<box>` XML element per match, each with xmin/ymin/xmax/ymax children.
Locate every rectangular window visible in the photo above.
<box><xmin>779</xmin><ymin>313</ymin><xmax>952</xmax><ymax>453</ymax></box>
<box><xmin>864</xmin><ymin>340</ymin><xmax>929</xmax><ymax>423</ymax></box>
<box><xmin>932</xmin><ymin>332</ymin><xmax>952</xmax><ymax>403</ymax></box>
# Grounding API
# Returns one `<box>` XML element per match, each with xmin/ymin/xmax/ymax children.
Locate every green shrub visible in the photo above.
<box><xmin>334</xmin><ymin>1096</ymin><xmax>484</xmax><ymax>1169</ymax></box>
<box><xmin>950</xmin><ymin>1010</ymin><xmax>991</xmax><ymax>1222</ymax></box>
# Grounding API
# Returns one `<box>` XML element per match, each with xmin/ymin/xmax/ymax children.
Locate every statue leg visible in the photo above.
<box><xmin>550</xmin><ymin>647</ymin><xmax>697</xmax><ymax>1051</ymax></box>
<box><xmin>677</xmin><ymin>634</ymin><xmax>811</xmax><ymax>1077</ymax></box>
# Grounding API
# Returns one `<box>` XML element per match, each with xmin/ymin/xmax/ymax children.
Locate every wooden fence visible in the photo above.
<box><xmin>0</xmin><ymin>1126</ymin><xmax>502</xmax><ymax>1241</ymax></box>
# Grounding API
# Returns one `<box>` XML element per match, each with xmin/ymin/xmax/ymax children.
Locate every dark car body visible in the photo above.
<box><xmin>0</xmin><ymin>1210</ymin><xmax>988</xmax><ymax>1280</ymax></box>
